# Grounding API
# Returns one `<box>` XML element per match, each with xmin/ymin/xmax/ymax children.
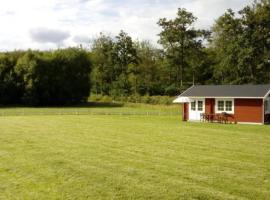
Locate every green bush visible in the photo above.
<box><xmin>101</xmin><ymin>95</ymin><xmax>113</xmax><ymax>102</ymax></box>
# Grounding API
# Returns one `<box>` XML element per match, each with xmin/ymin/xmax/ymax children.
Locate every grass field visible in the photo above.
<box><xmin>0</xmin><ymin>105</ymin><xmax>270</xmax><ymax>199</ymax></box>
<box><xmin>0</xmin><ymin>102</ymin><xmax>181</xmax><ymax>116</ymax></box>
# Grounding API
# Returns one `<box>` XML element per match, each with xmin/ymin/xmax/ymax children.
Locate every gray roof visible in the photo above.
<box><xmin>180</xmin><ymin>85</ymin><xmax>270</xmax><ymax>98</ymax></box>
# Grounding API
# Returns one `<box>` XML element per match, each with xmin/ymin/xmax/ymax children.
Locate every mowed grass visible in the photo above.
<box><xmin>0</xmin><ymin>102</ymin><xmax>181</xmax><ymax>116</ymax></box>
<box><xmin>0</xmin><ymin>109</ymin><xmax>270</xmax><ymax>199</ymax></box>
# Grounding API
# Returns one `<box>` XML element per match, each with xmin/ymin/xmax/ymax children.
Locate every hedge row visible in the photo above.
<box><xmin>90</xmin><ymin>95</ymin><xmax>175</xmax><ymax>105</ymax></box>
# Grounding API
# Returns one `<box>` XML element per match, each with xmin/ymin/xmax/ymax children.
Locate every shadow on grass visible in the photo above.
<box><xmin>0</xmin><ymin>101</ymin><xmax>124</xmax><ymax>109</ymax></box>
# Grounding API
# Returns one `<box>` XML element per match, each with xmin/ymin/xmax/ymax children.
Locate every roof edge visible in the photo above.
<box><xmin>179</xmin><ymin>85</ymin><xmax>195</xmax><ymax>97</ymax></box>
<box><xmin>264</xmin><ymin>88</ymin><xmax>270</xmax><ymax>99</ymax></box>
<box><xmin>178</xmin><ymin>84</ymin><xmax>270</xmax><ymax>98</ymax></box>
<box><xmin>180</xmin><ymin>96</ymin><xmax>264</xmax><ymax>99</ymax></box>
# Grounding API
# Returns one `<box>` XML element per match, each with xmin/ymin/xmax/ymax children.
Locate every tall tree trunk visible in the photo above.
<box><xmin>180</xmin><ymin>33</ymin><xmax>185</xmax><ymax>89</ymax></box>
<box><xmin>192</xmin><ymin>71</ymin><xmax>195</xmax><ymax>85</ymax></box>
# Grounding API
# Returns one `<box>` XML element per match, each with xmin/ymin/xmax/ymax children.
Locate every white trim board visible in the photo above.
<box><xmin>187</xmin><ymin>120</ymin><xmax>264</xmax><ymax>125</ymax></box>
<box><xmin>264</xmin><ymin>89</ymin><xmax>270</xmax><ymax>99</ymax></box>
<box><xmin>184</xmin><ymin>96</ymin><xmax>264</xmax><ymax>99</ymax></box>
<box><xmin>237</xmin><ymin>122</ymin><xmax>263</xmax><ymax>125</ymax></box>
<box><xmin>263</xmin><ymin>99</ymin><xmax>265</xmax><ymax>124</ymax></box>
<box><xmin>188</xmin><ymin>119</ymin><xmax>207</xmax><ymax>122</ymax></box>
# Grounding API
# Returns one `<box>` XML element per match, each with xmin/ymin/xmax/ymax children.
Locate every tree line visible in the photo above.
<box><xmin>0</xmin><ymin>49</ymin><xmax>91</xmax><ymax>105</ymax></box>
<box><xmin>0</xmin><ymin>0</ymin><xmax>269</xmax><ymax>105</ymax></box>
<box><xmin>91</xmin><ymin>0</ymin><xmax>270</xmax><ymax>97</ymax></box>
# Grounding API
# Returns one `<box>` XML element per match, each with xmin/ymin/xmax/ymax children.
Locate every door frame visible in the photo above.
<box><xmin>189</xmin><ymin>98</ymin><xmax>205</xmax><ymax>121</ymax></box>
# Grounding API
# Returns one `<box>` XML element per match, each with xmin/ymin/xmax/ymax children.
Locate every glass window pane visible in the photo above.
<box><xmin>191</xmin><ymin>101</ymin><xmax>196</xmax><ymax>111</ymax></box>
<box><xmin>218</xmin><ymin>101</ymin><xmax>224</xmax><ymax>111</ymax></box>
<box><xmin>198</xmin><ymin>101</ymin><xmax>203</xmax><ymax>111</ymax></box>
<box><xmin>225</xmin><ymin>101</ymin><xmax>232</xmax><ymax>111</ymax></box>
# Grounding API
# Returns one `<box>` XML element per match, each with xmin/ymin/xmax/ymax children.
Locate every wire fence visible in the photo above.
<box><xmin>0</xmin><ymin>109</ymin><xmax>181</xmax><ymax>117</ymax></box>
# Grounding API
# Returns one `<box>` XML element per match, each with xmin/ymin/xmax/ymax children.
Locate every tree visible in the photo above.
<box><xmin>90</xmin><ymin>33</ymin><xmax>114</xmax><ymax>95</ymax></box>
<box><xmin>239</xmin><ymin>0</ymin><xmax>270</xmax><ymax>83</ymax></box>
<box><xmin>211</xmin><ymin>0</ymin><xmax>270</xmax><ymax>84</ymax></box>
<box><xmin>211</xmin><ymin>9</ymin><xmax>248</xmax><ymax>83</ymax></box>
<box><xmin>111</xmin><ymin>31</ymin><xmax>138</xmax><ymax>96</ymax></box>
<box><xmin>14</xmin><ymin>48</ymin><xmax>92</xmax><ymax>105</ymax></box>
<box><xmin>50</xmin><ymin>48</ymin><xmax>92</xmax><ymax>104</ymax></box>
<box><xmin>158</xmin><ymin>8</ymin><xmax>209</xmax><ymax>91</ymax></box>
<box><xmin>134</xmin><ymin>41</ymin><xmax>164</xmax><ymax>95</ymax></box>
<box><xmin>14</xmin><ymin>51</ymin><xmax>40</xmax><ymax>104</ymax></box>
<box><xmin>0</xmin><ymin>52</ymin><xmax>23</xmax><ymax>104</ymax></box>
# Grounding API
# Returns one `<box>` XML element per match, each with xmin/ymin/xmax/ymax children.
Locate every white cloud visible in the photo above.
<box><xmin>0</xmin><ymin>0</ymin><xmax>253</xmax><ymax>51</ymax></box>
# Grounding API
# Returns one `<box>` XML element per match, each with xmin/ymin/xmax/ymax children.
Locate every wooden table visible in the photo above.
<box><xmin>201</xmin><ymin>113</ymin><xmax>230</xmax><ymax>124</ymax></box>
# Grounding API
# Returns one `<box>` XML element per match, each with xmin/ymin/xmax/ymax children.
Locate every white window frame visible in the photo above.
<box><xmin>189</xmin><ymin>99</ymin><xmax>205</xmax><ymax>112</ymax></box>
<box><xmin>215</xmin><ymin>98</ymin><xmax>234</xmax><ymax>114</ymax></box>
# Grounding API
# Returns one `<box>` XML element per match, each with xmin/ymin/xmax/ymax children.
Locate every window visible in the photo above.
<box><xmin>191</xmin><ymin>101</ymin><xmax>196</xmax><ymax>111</ymax></box>
<box><xmin>218</xmin><ymin>101</ymin><xmax>224</xmax><ymax>111</ymax></box>
<box><xmin>216</xmin><ymin>99</ymin><xmax>234</xmax><ymax>114</ymax></box>
<box><xmin>198</xmin><ymin>101</ymin><xmax>203</xmax><ymax>111</ymax></box>
<box><xmin>225</xmin><ymin>101</ymin><xmax>232</xmax><ymax>111</ymax></box>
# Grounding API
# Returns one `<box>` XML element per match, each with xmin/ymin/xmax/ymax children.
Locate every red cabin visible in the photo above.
<box><xmin>174</xmin><ymin>85</ymin><xmax>270</xmax><ymax>125</ymax></box>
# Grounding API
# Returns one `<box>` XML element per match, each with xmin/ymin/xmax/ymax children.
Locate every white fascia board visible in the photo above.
<box><xmin>264</xmin><ymin>89</ymin><xmax>270</xmax><ymax>99</ymax></box>
<box><xmin>237</xmin><ymin>122</ymin><xmax>264</xmax><ymax>125</ymax></box>
<box><xmin>173</xmin><ymin>97</ymin><xmax>189</xmax><ymax>103</ymax></box>
<box><xmin>187</xmin><ymin>96</ymin><xmax>264</xmax><ymax>99</ymax></box>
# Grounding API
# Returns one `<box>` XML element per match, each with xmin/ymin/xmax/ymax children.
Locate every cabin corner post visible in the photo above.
<box><xmin>262</xmin><ymin>99</ymin><xmax>265</xmax><ymax>124</ymax></box>
<box><xmin>182</xmin><ymin>103</ymin><xmax>185</xmax><ymax>121</ymax></box>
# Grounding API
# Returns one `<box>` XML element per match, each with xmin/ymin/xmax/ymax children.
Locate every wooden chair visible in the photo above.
<box><xmin>220</xmin><ymin>112</ymin><xmax>229</xmax><ymax>124</ymax></box>
<box><xmin>200</xmin><ymin>113</ymin><xmax>206</xmax><ymax>122</ymax></box>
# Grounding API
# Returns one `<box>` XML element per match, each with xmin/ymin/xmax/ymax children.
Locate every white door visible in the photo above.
<box><xmin>189</xmin><ymin>99</ymin><xmax>205</xmax><ymax>121</ymax></box>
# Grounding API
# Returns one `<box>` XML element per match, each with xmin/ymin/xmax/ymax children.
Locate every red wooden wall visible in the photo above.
<box><xmin>182</xmin><ymin>103</ymin><xmax>189</xmax><ymax>121</ymax></box>
<box><xmin>234</xmin><ymin>99</ymin><xmax>263</xmax><ymax>123</ymax></box>
<box><xmin>205</xmin><ymin>98</ymin><xmax>215</xmax><ymax>114</ymax></box>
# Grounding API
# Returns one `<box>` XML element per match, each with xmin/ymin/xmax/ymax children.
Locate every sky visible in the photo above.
<box><xmin>0</xmin><ymin>0</ymin><xmax>253</xmax><ymax>51</ymax></box>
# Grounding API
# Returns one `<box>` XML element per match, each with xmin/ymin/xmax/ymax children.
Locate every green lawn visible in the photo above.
<box><xmin>0</xmin><ymin>102</ymin><xmax>181</xmax><ymax>116</ymax></box>
<box><xmin>0</xmin><ymin>106</ymin><xmax>270</xmax><ymax>199</ymax></box>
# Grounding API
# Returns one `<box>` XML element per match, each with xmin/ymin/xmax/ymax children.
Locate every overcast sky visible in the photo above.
<box><xmin>0</xmin><ymin>0</ymin><xmax>253</xmax><ymax>51</ymax></box>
